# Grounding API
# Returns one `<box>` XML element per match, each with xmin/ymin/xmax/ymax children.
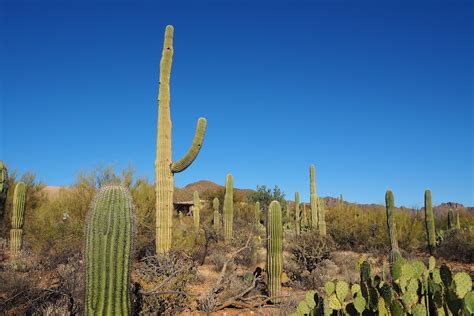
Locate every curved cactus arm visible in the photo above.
<box><xmin>171</xmin><ymin>117</ymin><xmax>207</xmax><ymax>173</ymax></box>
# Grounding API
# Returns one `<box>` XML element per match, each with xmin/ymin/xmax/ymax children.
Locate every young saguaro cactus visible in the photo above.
<box><xmin>318</xmin><ymin>197</ymin><xmax>326</xmax><ymax>236</ymax></box>
<box><xmin>10</xmin><ymin>182</ymin><xmax>26</xmax><ymax>256</ymax></box>
<box><xmin>85</xmin><ymin>185</ymin><xmax>135</xmax><ymax>316</ymax></box>
<box><xmin>385</xmin><ymin>190</ymin><xmax>401</xmax><ymax>266</ymax></box>
<box><xmin>0</xmin><ymin>161</ymin><xmax>8</xmax><ymax>219</ymax></box>
<box><xmin>267</xmin><ymin>200</ymin><xmax>283</xmax><ymax>302</ymax></box>
<box><xmin>255</xmin><ymin>201</ymin><xmax>261</xmax><ymax>228</ymax></box>
<box><xmin>455</xmin><ymin>210</ymin><xmax>461</xmax><ymax>230</ymax></box>
<box><xmin>294</xmin><ymin>192</ymin><xmax>300</xmax><ymax>235</ymax></box>
<box><xmin>301</xmin><ymin>203</ymin><xmax>308</xmax><ymax>227</ymax></box>
<box><xmin>223</xmin><ymin>174</ymin><xmax>233</xmax><ymax>243</ymax></box>
<box><xmin>193</xmin><ymin>191</ymin><xmax>201</xmax><ymax>230</ymax></box>
<box><xmin>155</xmin><ymin>25</ymin><xmax>207</xmax><ymax>254</ymax></box>
<box><xmin>309</xmin><ymin>164</ymin><xmax>319</xmax><ymax>230</ymax></box>
<box><xmin>212</xmin><ymin>197</ymin><xmax>220</xmax><ymax>230</ymax></box>
<box><xmin>424</xmin><ymin>189</ymin><xmax>436</xmax><ymax>253</ymax></box>
<box><xmin>448</xmin><ymin>208</ymin><xmax>454</xmax><ymax>230</ymax></box>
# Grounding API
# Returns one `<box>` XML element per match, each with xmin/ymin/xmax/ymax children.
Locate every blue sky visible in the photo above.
<box><xmin>1</xmin><ymin>0</ymin><xmax>472</xmax><ymax>207</ymax></box>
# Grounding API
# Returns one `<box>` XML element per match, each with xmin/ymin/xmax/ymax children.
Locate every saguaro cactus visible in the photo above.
<box><xmin>10</xmin><ymin>182</ymin><xmax>26</xmax><ymax>257</ymax></box>
<box><xmin>301</xmin><ymin>203</ymin><xmax>308</xmax><ymax>227</ymax></box>
<box><xmin>448</xmin><ymin>208</ymin><xmax>454</xmax><ymax>230</ymax></box>
<box><xmin>318</xmin><ymin>197</ymin><xmax>326</xmax><ymax>236</ymax></box>
<box><xmin>193</xmin><ymin>191</ymin><xmax>200</xmax><ymax>230</ymax></box>
<box><xmin>255</xmin><ymin>201</ymin><xmax>261</xmax><ymax>228</ymax></box>
<box><xmin>0</xmin><ymin>161</ymin><xmax>8</xmax><ymax>219</ymax></box>
<box><xmin>213</xmin><ymin>197</ymin><xmax>220</xmax><ymax>230</ymax></box>
<box><xmin>309</xmin><ymin>164</ymin><xmax>318</xmax><ymax>229</ymax></box>
<box><xmin>223</xmin><ymin>174</ymin><xmax>233</xmax><ymax>243</ymax></box>
<box><xmin>267</xmin><ymin>201</ymin><xmax>283</xmax><ymax>302</ymax></box>
<box><xmin>85</xmin><ymin>186</ymin><xmax>135</xmax><ymax>316</ymax></box>
<box><xmin>455</xmin><ymin>211</ymin><xmax>461</xmax><ymax>230</ymax></box>
<box><xmin>424</xmin><ymin>189</ymin><xmax>436</xmax><ymax>253</ymax></box>
<box><xmin>294</xmin><ymin>192</ymin><xmax>300</xmax><ymax>235</ymax></box>
<box><xmin>155</xmin><ymin>25</ymin><xmax>207</xmax><ymax>254</ymax></box>
<box><xmin>385</xmin><ymin>190</ymin><xmax>401</xmax><ymax>266</ymax></box>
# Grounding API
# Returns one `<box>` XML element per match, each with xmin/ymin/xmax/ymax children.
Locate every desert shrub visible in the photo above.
<box><xmin>135</xmin><ymin>250</ymin><xmax>197</xmax><ymax>315</ymax></box>
<box><xmin>289</xmin><ymin>232</ymin><xmax>334</xmax><ymax>273</ymax></box>
<box><xmin>436</xmin><ymin>229</ymin><xmax>474</xmax><ymax>263</ymax></box>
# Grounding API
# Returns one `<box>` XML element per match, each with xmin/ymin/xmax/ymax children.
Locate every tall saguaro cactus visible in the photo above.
<box><xmin>193</xmin><ymin>191</ymin><xmax>200</xmax><ymax>230</ymax></box>
<box><xmin>318</xmin><ymin>197</ymin><xmax>326</xmax><ymax>236</ymax></box>
<box><xmin>455</xmin><ymin>211</ymin><xmax>461</xmax><ymax>230</ymax></box>
<box><xmin>301</xmin><ymin>203</ymin><xmax>308</xmax><ymax>227</ymax></box>
<box><xmin>223</xmin><ymin>174</ymin><xmax>233</xmax><ymax>243</ymax></box>
<box><xmin>385</xmin><ymin>190</ymin><xmax>401</xmax><ymax>266</ymax></box>
<box><xmin>424</xmin><ymin>189</ymin><xmax>436</xmax><ymax>253</ymax></box>
<box><xmin>309</xmin><ymin>164</ymin><xmax>318</xmax><ymax>229</ymax></box>
<box><xmin>267</xmin><ymin>201</ymin><xmax>283</xmax><ymax>302</ymax></box>
<box><xmin>0</xmin><ymin>161</ymin><xmax>8</xmax><ymax>219</ymax></box>
<box><xmin>294</xmin><ymin>192</ymin><xmax>300</xmax><ymax>235</ymax></box>
<box><xmin>85</xmin><ymin>186</ymin><xmax>135</xmax><ymax>316</ymax></box>
<box><xmin>254</xmin><ymin>202</ymin><xmax>261</xmax><ymax>228</ymax></box>
<box><xmin>155</xmin><ymin>25</ymin><xmax>207</xmax><ymax>254</ymax></box>
<box><xmin>447</xmin><ymin>208</ymin><xmax>454</xmax><ymax>230</ymax></box>
<box><xmin>212</xmin><ymin>197</ymin><xmax>220</xmax><ymax>230</ymax></box>
<box><xmin>10</xmin><ymin>182</ymin><xmax>26</xmax><ymax>257</ymax></box>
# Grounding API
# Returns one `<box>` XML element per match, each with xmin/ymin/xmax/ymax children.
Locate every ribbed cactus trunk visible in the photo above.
<box><xmin>301</xmin><ymin>203</ymin><xmax>308</xmax><ymax>227</ymax></box>
<box><xmin>10</xmin><ymin>182</ymin><xmax>26</xmax><ymax>257</ymax></box>
<box><xmin>213</xmin><ymin>197</ymin><xmax>220</xmax><ymax>230</ymax></box>
<box><xmin>309</xmin><ymin>164</ymin><xmax>318</xmax><ymax>230</ymax></box>
<box><xmin>455</xmin><ymin>211</ymin><xmax>461</xmax><ymax>230</ymax></box>
<box><xmin>447</xmin><ymin>208</ymin><xmax>454</xmax><ymax>230</ymax></box>
<box><xmin>192</xmin><ymin>191</ymin><xmax>200</xmax><ymax>230</ymax></box>
<box><xmin>155</xmin><ymin>25</ymin><xmax>207</xmax><ymax>254</ymax></box>
<box><xmin>85</xmin><ymin>186</ymin><xmax>135</xmax><ymax>316</ymax></box>
<box><xmin>424</xmin><ymin>189</ymin><xmax>436</xmax><ymax>253</ymax></box>
<box><xmin>294</xmin><ymin>192</ymin><xmax>300</xmax><ymax>235</ymax></box>
<box><xmin>254</xmin><ymin>201</ymin><xmax>261</xmax><ymax>228</ymax></box>
<box><xmin>385</xmin><ymin>190</ymin><xmax>401</xmax><ymax>266</ymax></box>
<box><xmin>223</xmin><ymin>174</ymin><xmax>233</xmax><ymax>243</ymax></box>
<box><xmin>318</xmin><ymin>197</ymin><xmax>326</xmax><ymax>236</ymax></box>
<box><xmin>267</xmin><ymin>201</ymin><xmax>283</xmax><ymax>302</ymax></box>
<box><xmin>0</xmin><ymin>161</ymin><xmax>8</xmax><ymax>220</ymax></box>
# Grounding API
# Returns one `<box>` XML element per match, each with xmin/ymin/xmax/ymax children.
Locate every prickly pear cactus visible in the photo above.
<box><xmin>193</xmin><ymin>191</ymin><xmax>200</xmax><ymax>229</ymax></box>
<box><xmin>267</xmin><ymin>200</ymin><xmax>283</xmax><ymax>302</ymax></box>
<box><xmin>424</xmin><ymin>189</ymin><xmax>436</xmax><ymax>253</ymax></box>
<box><xmin>155</xmin><ymin>25</ymin><xmax>207</xmax><ymax>254</ymax></box>
<box><xmin>10</xmin><ymin>182</ymin><xmax>26</xmax><ymax>257</ymax></box>
<box><xmin>223</xmin><ymin>174</ymin><xmax>233</xmax><ymax>243</ymax></box>
<box><xmin>85</xmin><ymin>185</ymin><xmax>135</xmax><ymax>315</ymax></box>
<box><xmin>0</xmin><ymin>161</ymin><xmax>8</xmax><ymax>219</ymax></box>
<box><xmin>212</xmin><ymin>197</ymin><xmax>220</xmax><ymax>230</ymax></box>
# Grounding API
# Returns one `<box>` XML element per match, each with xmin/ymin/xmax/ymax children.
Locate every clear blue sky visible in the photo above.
<box><xmin>1</xmin><ymin>0</ymin><xmax>473</xmax><ymax>207</ymax></box>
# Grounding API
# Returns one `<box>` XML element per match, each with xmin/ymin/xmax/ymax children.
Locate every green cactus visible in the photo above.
<box><xmin>85</xmin><ymin>185</ymin><xmax>135</xmax><ymax>315</ymax></box>
<box><xmin>212</xmin><ymin>197</ymin><xmax>220</xmax><ymax>230</ymax></box>
<box><xmin>254</xmin><ymin>201</ymin><xmax>261</xmax><ymax>228</ymax></box>
<box><xmin>385</xmin><ymin>190</ymin><xmax>402</xmax><ymax>267</ymax></box>
<box><xmin>193</xmin><ymin>191</ymin><xmax>200</xmax><ymax>230</ymax></box>
<box><xmin>0</xmin><ymin>161</ymin><xmax>8</xmax><ymax>219</ymax></box>
<box><xmin>267</xmin><ymin>200</ymin><xmax>283</xmax><ymax>302</ymax></box>
<box><xmin>448</xmin><ymin>208</ymin><xmax>455</xmax><ymax>230</ymax></box>
<box><xmin>10</xmin><ymin>182</ymin><xmax>26</xmax><ymax>257</ymax></box>
<box><xmin>301</xmin><ymin>203</ymin><xmax>308</xmax><ymax>227</ymax></box>
<box><xmin>318</xmin><ymin>197</ymin><xmax>326</xmax><ymax>236</ymax></box>
<box><xmin>155</xmin><ymin>25</ymin><xmax>207</xmax><ymax>254</ymax></box>
<box><xmin>424</xmin><ymin>190</ymin><xmax>436</xmax><ymax>253</ymax></box>
<box><xmin>294</xmin><ymin>192</ymin><xmax>300</xmax><ymax>235</ymax></box>
<box><xmin>223</xmin><ymin>174</ymin><xmax>233</xmax><ymax>243</ymax></box>
<box><xmin>309</xmin><ymin>164</ymin><xmax>318</xmax><ymax>229</ymax></box>
<box><xmin>455</xmin><ymin>210</ymin><xmax>461</xmax><ymax>230</ymax></box>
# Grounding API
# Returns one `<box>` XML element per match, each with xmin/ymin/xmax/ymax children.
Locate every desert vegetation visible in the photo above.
<box><xmin>0</xmin><ymin>25</ymin><xmax>473</xmax><ymax>315</ymax></box>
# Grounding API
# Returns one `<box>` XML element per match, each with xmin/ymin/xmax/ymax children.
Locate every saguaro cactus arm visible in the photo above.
<box><xmin>171</xmin><ymin>118</ymin><xmax>207</xmax><ymax>173</ymax></box>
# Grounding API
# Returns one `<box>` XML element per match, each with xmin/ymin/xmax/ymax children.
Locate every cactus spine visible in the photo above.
<box><xmin>213</xmin><ymin>197</ymin><xmax>220</xmax><ymax>230</ymax></box>
<box><xmin>309</xmin><ymin>164</ymin><xmax>319</xmax><ymax>230</ymax></box>
<box><xmin>385</xmin><ymin>190</ymin><xmax>401</xmax><ymax>266</ymax></box>
<box><xmin>424</xmin><ymin>189</ymin><xmax>436</xmax><ymax>253</ymax></box>
<box><xmin>294</xmin><ymin>192</ymin><xmax>300</xmax><ymax>235</ymax></box>
<box><xmin>318</xmin><ymin>197</ymin><xmax>326</xmax><ymax>236</ymax></box>
<box><xmin>193</xmin><ymin>191</ymin><xmax>200</xmax><ymax>230</ymax></box>
<box><xmin>267</xmin><ymin>201</ymin><xmax>283</xmax><ymax>302</ymax></box>
<box><xmin>448</xmin><ymin>208</ymin><xmax>454</xmax><ymax>230</ymax></box>
<box><xmin>10</xmin><ymin>182</ymin><xmax>26</xmax><ymax>257</ymax></box>
<box><xmin>155</xmin><ymin>25</ymin><xmax>207</xmax><ymax>254</ymax></box>
<box><xmin>255</xmin><ymin>201</ymin><xmax>261</xmax><ymax>228</ymax></box>
<box><xmin>0</xmin><ymin>161</ymin><xmax>8</xmax><ymax>219</ymax></box>
<box><xmin>223</xmin><ymin>174</ymin><xmax>233</xmax><ymax>243</ymax></box>
<box><xmin>85</xmin><ymin>186</ymin><xmax>135</xmax><ymax>316</ymax></box>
